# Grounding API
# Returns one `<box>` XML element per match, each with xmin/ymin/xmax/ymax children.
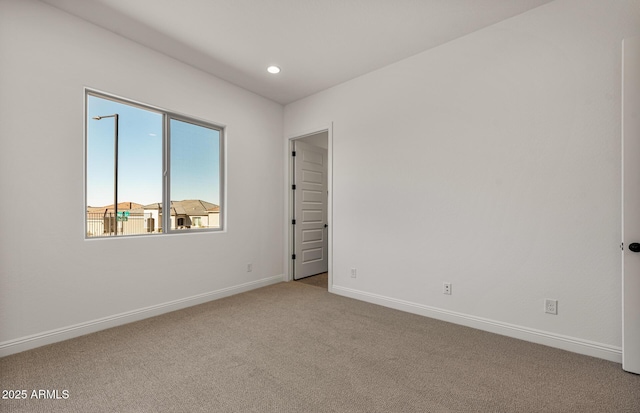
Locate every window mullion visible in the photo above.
<box><xmin>163</xmin><ymin>114</ymin><xmax>171</xmax><ymax>234</ymax></box>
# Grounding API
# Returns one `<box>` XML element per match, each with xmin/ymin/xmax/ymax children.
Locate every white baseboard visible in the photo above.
<box><xmin>331</xmin><ymin>285</ymin><xmax>622</xmax><ymax>363</ymax></box>
<box><xmin>0</xmin><ymin>275</ymin><xmax>284</xmax><ymax>357</ymax></box>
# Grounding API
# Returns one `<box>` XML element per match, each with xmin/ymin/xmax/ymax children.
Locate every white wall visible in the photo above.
<box><xmin>0</xmin><ymin>0</ymin><xmax>284</xmax><ymax>355</ymax></box>
<box><xmin>285</xmin><ymin>0</ymin><xmax>640</xmax><ymax>361</ymax></box>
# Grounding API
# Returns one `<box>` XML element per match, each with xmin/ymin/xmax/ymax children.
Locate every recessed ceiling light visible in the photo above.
<box><xmin>267</xmin><ymin>65</ymin><xmax>281</xmax><ymax>74</ymax></box>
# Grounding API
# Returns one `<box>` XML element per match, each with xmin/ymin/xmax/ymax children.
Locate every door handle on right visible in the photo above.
<box><xmin>629</xmin><ymin>243</ymin><xmax>640</xmax><ymax>252</ymax></box>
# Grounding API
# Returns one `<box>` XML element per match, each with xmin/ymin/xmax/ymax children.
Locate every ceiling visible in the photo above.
<box><xmin>40</xmin><ymin>0</ymin><xmax>554</xmax><ymax>104</ymax></box>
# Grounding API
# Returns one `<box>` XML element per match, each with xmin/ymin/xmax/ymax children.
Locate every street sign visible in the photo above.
<box><xmin>117</xmin><ymin>216</ymin><xmax>128</xmax><ymax>222</ymax></box>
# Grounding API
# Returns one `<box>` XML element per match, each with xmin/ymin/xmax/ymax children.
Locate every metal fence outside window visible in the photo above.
<box><xmin>86</xmin><ymin>212</ymin><xmax>155</xmax><ymax>237</ymax></box>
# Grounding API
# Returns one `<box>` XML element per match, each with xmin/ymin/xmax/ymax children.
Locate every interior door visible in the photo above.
<box><xmin>622</xmin><ymin>36</ymin><xmax>640</xmax><ymax>374</ymax></box>
<box><xmin>293</xmin><ymin>140</ymin><xmax>328</xmax><ymax>280</ymax></box>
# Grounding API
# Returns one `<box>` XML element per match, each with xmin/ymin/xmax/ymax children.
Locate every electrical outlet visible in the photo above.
<box><xmin>247</xmin><ymin>263</ymin><xmax>253</xmax><ymax>272</ymax></box>
<box><xmin>545</xmin><ymin>299</ymin><xmax>558</xmax><ymax>315</ymax></box>
<box><xmin>443</xmin><ymin>283</ymin><xmax>452</xmax><ymax>295</ymax></box>
<box><xmin>350</xmin><ymin>268</ymin><xmax>357</xmax><ymax>278</ymax></box>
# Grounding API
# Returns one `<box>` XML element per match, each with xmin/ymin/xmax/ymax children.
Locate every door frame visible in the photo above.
<box><xmin>622</xmin><ymin>36</ymin><xmax>640</xmax><ymax>374</ymax></box>
<box><xmin>285</xmin><ymin>124</ymin><xmax>333</xmax><ymax>290</ymax></box>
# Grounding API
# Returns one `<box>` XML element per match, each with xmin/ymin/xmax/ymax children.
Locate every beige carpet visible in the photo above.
<box><xmin>1</xmin><ymin>281</ymin><xmax>639</xmax><ymax>412</ymax></box>
<box><xmin>295</xmin><ymin>272</ymin><xmax>328</xmax><ymax>288</ymax></box>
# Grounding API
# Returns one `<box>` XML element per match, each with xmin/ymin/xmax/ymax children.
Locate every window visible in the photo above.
<box><xmin>85</xmin><ymin>91</ymin><xmax>223</xmax><ymax>238</ymax></box>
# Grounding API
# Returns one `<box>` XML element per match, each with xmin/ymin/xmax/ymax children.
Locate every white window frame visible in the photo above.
<box><xmin>84</xmin><ymin>89</ymin><xmax>225</xmax><ymax>238</ymax></box>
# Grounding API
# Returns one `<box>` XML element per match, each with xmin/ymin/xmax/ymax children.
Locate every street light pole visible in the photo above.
<box><xmin>93</xmin><ymin>114</ymin><xmax>119</xmax><ymax>235</ymax></box>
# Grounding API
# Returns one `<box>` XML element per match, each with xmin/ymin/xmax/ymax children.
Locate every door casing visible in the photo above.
<box><xmin>622</xmin><ymin>36</ymin><xmax>640</xmax><ymax>374</ymax></box>
<box><xmin>285</xmin><ymin>124</ymin><xmax>333</xmax><ymax>290</ymax></box>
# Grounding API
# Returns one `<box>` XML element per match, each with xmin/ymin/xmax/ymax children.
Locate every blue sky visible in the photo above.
<box><xmin>86</xmin><ymin>95</ymin><xmax>220</xmax><ymax>207</ymax></box>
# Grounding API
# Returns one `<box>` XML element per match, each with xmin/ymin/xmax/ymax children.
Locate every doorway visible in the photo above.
<box><xmin>288</xmin><ymin>127</ymin><xmax>332</xmax><ymax>288</ymax></box>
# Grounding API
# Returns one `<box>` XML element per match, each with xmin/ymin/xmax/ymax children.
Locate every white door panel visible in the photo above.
<box><xmin>622</xmin><ymin>36</ymin><xmax>640</xmax><ymax>374</ymax></box>
<box><xmin>293</xmin><ymin>141</ymin><xmax>328</xmax><ymax>280</ymax></box>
